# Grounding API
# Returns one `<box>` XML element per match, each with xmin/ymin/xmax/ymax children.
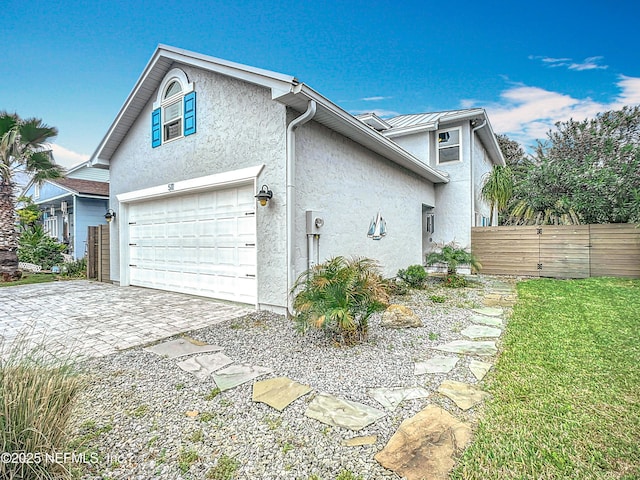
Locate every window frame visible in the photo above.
<box><xmin>152</xmin><ymin>68</ymin><xmax>195</xmax><ymax>147</ymax></box>
<box><xmin>436</xmin><ymin>126</ymin><xmax>462</xmax><ymax>165</ymax></box>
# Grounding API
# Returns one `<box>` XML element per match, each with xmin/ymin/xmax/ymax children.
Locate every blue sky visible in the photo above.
<box><xmin>3</xmin><ymin>0</ymin><xmax>640</xmax><ymax>168</ymax></box>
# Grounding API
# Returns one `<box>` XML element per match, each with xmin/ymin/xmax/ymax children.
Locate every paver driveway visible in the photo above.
<box><xmin>0</xmin><ymin>280</ymin><xmax>252</xmax><ymax>358</ymax></box>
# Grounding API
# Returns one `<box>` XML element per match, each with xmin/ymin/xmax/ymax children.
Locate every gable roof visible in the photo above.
<box><xmin>382</xmin><ymin>109</ymin><xmax>505</xmax><ymax>166</ymax></box>
<box><xmin>90</xmin><ymin>45</ymin><xmax>449</xmax><ymax>184</ymax></box>
<box><xmin>47</xmin><ymin>178</ymin><xmax>109</xmax><ymax>197</ymax></box>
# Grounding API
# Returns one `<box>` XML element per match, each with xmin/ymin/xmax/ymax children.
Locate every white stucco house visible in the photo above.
<box><xmin>89</xmin><ymin>45</ymin><xmax>504</xmax><ymax>312</ymax></box>
<box><xmin>21</xmin><ymin>161</ymin><xmax>110</xmax><ymax>260</ymax></box>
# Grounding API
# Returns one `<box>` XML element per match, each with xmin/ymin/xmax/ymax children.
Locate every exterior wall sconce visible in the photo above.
<box><xmin>255</xmin><ymin>185</ymin><xmax>273</xmax><ymax>206</ymax></box>
<box><xmin>105</xmin><ymin>209</ymin><xmax>116</xmax><ymax>223</ymax></box>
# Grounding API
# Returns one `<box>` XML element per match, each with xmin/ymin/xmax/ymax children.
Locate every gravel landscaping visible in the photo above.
<box><xmin>70</xmin><ymin>277</ymin><xmax>504</xmax><ymax>479</ymax></box>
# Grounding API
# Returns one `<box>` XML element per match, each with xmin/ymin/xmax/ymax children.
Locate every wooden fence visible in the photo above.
<box><xmin>471</xmin><ymin>223</ymin><xmax>640</xmax><ymax>279</ymax></box>
<box><xmin>87</xmin><ymin>225</ymin><xmax>110</xmax><ymax>282</ymax></box>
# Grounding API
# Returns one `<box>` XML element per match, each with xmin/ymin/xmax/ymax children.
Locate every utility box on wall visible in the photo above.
<box><xmin>306</xmin><ymin>210</ymin><xmax>325</xmax><ymax>235</ymax></box>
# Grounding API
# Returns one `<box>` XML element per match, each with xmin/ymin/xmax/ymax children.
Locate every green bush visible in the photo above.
<box><xmin>443</xmin><ymin>273</ymin><xmax>469</xmax><ymax>288</ymax></box>
<box><xmin>396</xmin><ymin>264</ymin><xmax>427</xmax><ymax>289</ymax></box>
<box><xmin>61</xmin><ymin>257</ymin><xmax>87</xmax><ymax>278</ymax></box>
<box><xmin>0</xmin><ymin>336</ymin><xmax>85</xmax><ymax>480</ymax></box>
<box><xmin>292</xmin><ymin>256</ymin><xmax>389</xmax><ymax>345</ymax></box>
<box><xmin>18</xmin><ymin>225</ymin><xmax>65</xmax><ymax>270</ymax></box>
<box><xmin>425</xmin><ymin>242</ymin><xmax>481</xmax><ymax>275</ymax></box>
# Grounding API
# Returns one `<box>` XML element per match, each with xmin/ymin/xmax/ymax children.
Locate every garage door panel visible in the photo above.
<box><xmin>127</xmin><ymin>184</ymin><xmax>256</xmax><ymax>304</ymax></box>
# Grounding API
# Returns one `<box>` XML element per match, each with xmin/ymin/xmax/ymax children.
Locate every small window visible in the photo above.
<box><xmin>34</xmin><ymin>183</ymin><xmax>40</xmax><ymax>199</ymax></box>
<box><xmin>163</xmin><ymin>99</ymin><xmax>183</xmax><ymax>142</ymax></box>
<box><xmin>152</xmin><ymin>68</ymin><xmax>196</xmax><ymax>148</ymax></box>
<box><xmin>437</xmin><ymin>127</ymin><xmax>461</xmax><ymax>164</ymax></box>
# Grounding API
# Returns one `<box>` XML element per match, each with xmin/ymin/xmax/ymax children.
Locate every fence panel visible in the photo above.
<box><xmin>539</xmin><ymin>226</ymin><xmax>590</xmax><ymax>278</ymax></box>
<box><xmin>590</xmin><ymin>224</ymin><xmax>640</xmax><ymax>278</ymax></box>
<box><xmin>87</xmin><ymin>225</ymin><xmax>110</xmax><ymax>282</ymax></box>
<box><xmin>472</xmin><ymin>224</ymin><xmax>640</xmax><ymax>279</ymax></box>
<box><xmin>471</xmin><ymin>226</ymin><xmax>540</xmax><ymax>277</ymax></box>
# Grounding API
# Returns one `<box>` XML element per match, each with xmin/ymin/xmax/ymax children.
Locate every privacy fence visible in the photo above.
<box><xmin>471</xmin><ymin>223</ymin><xmax>640</xmax><ymax>279</ymax></box>
<box><xmin>87</xmin><ymin>225</ymin><xmax>110</xmax><ymax>282</ymax></box>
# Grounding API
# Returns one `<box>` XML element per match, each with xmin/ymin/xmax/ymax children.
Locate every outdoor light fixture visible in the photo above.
<box><xmin>255</xmin><ymin>185</ymin><xmax>273</xmax><ymax>206</ymax></box>
<box><xmin>104</xmin><ymin>209</ymin><xmax>116</xmax><ymax>223</ymax></box>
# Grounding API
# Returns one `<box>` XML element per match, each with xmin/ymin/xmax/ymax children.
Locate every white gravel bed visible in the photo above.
<box><xmin>70</xmin><ymin>278</ymin><xmax>503</xmax><ymax>479</ymax></box>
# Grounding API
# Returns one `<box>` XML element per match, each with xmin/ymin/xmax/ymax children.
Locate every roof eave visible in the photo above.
<box><xmin>275</xmin><ymin>85</ymin><xmax>449</xmax><ymax>184</ymax></box>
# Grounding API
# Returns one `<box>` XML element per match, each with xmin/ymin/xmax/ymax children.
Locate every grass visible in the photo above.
<box><xmin>207</xmin><ymin>454</ymin><xmax>240</xmax><ymax>479</ymax></box>
<box><xmin>452</xmin><ymin>277</ymin><xmax>640</xmax><ymax>479</ymax></box>
<box><xmin>0</xmin><ymin>272</ymin><xmax>56</xmax><ymax>287</ymax></box>
<box><xmin>0</xmin><ymin>336</ymin><xmax>86</xmax><ymax>479</ymax></box>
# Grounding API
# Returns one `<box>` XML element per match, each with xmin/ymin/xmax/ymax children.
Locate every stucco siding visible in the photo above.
<box><xmin>430</xmin><ymin>123</ymin><xmax>473</xmax><ymax>249</ymax></box>
<box><xmin>295</xmin><ymin>120</ymin><xmax>436</xmax><ymax>279</ymax></box>
<box><xmin>472</xmin><ymin>134</ymin><xmax>493</xmax><ymax>225</ymax></box>
<box><xmin>389</xmin><ymin>132</ymin><xmax>430</xmax><ymax>165</ymax></box>
<box><xmin>107</xmin><ymin>65</ymin><xmax>288</xmax><ymax>309</ymax></box>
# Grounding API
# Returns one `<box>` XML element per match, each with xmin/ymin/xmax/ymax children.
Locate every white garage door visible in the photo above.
<box><xmin>127</xmin><ymin>184</ymin><xmax>256</xmax><ymax>304</ymax></box>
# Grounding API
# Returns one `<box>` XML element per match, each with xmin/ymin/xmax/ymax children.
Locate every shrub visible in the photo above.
<box><xmin>61</xmin><ymin>257</ymin><xmax>87</xmax><ymax>278</ymax></box>
<box><xmin>18</xmin><ymin>225</ymin><xmax>65</xmax><ymax>270</ymax></box>
<box><xmin>425</xmin><ymin>242</ymin><xmax>481</xmax><ymax>275</ymax></box>
<box><xmin>0</xmin><ymin>336</ymin><xmax>85</xmax><ymax>480</ymax></box>
<box><xmin>396</xmin><ymin>264</ymin><xmax>427</xmax><ymax>289</ymax></box>
<box><xmin>291</xmin><ymin>256</ymin><xmax>389</xmax><ymax>345</ymax></box>
<box><xmin>443</xmin><ymin>273</ymin><xmax>469</xmax><ymax>288</ymax></box>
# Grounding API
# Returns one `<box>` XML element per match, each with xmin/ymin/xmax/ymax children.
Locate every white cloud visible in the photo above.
<box><xmin>361</xmin><ymin>96</ymin><xmax>391</xmax><ymax>101</ymax></box>
<box><xmin>50</xmin><ymin>144</ymin><xmax>90</xmax><ymax>169</ymax></box>
<box><xmin>531</xmin><ymin>55</ymin><xmax>608</xmax><ymax>71</ymax></box>
<box><xmin>466</xmin><ymin>75</ymin><xmax>640</xmax><ymax>149</ymax></box>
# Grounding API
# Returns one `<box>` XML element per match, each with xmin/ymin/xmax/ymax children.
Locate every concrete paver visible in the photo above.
<box><xmin>0</xmin><ymin>280</ymin><xmax>252</xmax><ymax>358</ymax></box>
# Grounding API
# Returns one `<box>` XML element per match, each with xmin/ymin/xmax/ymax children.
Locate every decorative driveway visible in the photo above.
<box><xmin>0</xmin><ymin>280</ymin><xmax>253</xmax><ymax>358</ymax></box>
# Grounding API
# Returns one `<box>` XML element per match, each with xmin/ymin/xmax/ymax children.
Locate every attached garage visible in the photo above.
<box><xmin>122</xmin><ymin>183</ymin><xmax>257</xmax><ymax>304</ymax></box>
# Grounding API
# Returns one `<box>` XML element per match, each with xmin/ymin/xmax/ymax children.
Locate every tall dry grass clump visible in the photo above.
<box><xmin>0</xmin><ymin>335</ymin><xmax>86</xmax><ymax>479</ymax></box>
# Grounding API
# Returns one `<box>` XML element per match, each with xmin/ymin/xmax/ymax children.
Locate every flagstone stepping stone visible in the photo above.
<box><xmin>472</xmin><ymin>306</ymin><xmax>504</xmax><ymax>317</ymax></box>
<box><xmin>469</xmin><ymin>359</ymin><xmax>493</xmax><ymax>381</ymax></box>
<box><xmin>414</xmin><ymin>356</ymin><xmax>458</xmax><ymax>375</ymax></box>
<box><xmin>212</xmin><ymin>364</ymin><xmax>273</xmax><ymax>392</ymax></box>
<box><xmin>252</xmin><ymin>377</ymin><xmax>312</xmax><ymax>412</ymax></box>
<box><xmin>368</xmin><ymin>386</ymin><xmax>430</xmax><ymax>410</ymax></box>
<box><xmin>437</xmin><ymin>380</ymin><xmax>491</xmax><ymax>410</ymax></box>
<box><xmin>176</xmin><ymin>352</ymin><xmax>234</xmax><ymax>380</ymax></box>
<box><xmin>144</xmin><ymin>338</ymin><xmax>223</xmax><ymax>359</ymax></box>
<box><xmin>433</xmin><ymin>340</ymin><xmax>497</xmax><ymax>356</ymax></box>
<box><xmin>374</xmin><ymin>405</ymin><xmax>472</xmax><ymax>480</ymax></box>
<box><xmin>305</xmin><ymin>393</ymin><xmax>385</xmax><ymax>431</ymax></box>
<box><xmin>469</xmin><ymin>314</ymin><xmax>503</xmax><ymax>327</ymax></box>
<box><xmin>461</xmin><ymin>325</ymin><xmax>502</xmax><ymax>339</ymax></box>
<box><xmin>342</xmin><ymin>435</ymin><xmax>377</xmax><ymax>446</ymax></box>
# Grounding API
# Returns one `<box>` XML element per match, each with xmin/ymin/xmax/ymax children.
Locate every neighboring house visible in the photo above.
<box><xmin>89</xmin><ymin>45</ymin><xmax>503</xmax><ymax>312</ymax></box>
<box><xmin>21</xmin><ymin>161</ymin><xmax>110</xmax><ymax>260</ymax></box>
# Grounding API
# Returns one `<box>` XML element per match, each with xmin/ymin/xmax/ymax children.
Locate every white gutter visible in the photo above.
<box><xmin>286</xmin><ymin>100</ymin><xmax>317</xmax><ymax>315</ymax></box>
<box><xmin>471</xmin><ymin>119</ymin><xmax>487</xmax><ymax>228</ymax></box>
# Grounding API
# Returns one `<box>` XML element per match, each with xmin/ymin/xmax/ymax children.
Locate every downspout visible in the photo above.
<box><xmin>471</xmin><ymin>119</ymin><xmax>487</xmax><ymax>228</ymax></box>
<box><xmin>286</xmin><ymin>99</ymin><xmax>317</xmax><ymax>315</ymax></box>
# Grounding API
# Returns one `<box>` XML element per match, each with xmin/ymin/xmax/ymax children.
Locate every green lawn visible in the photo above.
<box><xmin>0</xmin><ymin>273</ymin><xmax>56</xmax><ymax>287</ymax></box>
<box><xmin>452</xmin><ymin>277</ymin><xmax>640</xmax><ymax>480</ymax></box>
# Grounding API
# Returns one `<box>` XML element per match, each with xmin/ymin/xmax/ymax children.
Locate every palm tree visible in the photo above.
<box><xmin>481</xmin><ymin>165</ymin><xmax>514</xmax><ymax>225</ymax></box>
<box><xmin>0</xmin><ymin>112</ymin><xmax>63</xmax><ymax>281</ymax></box>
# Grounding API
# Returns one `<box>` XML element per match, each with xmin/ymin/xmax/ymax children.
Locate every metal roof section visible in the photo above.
<box><xmin>89</xmin><ymin>45</ymin><xmax>449</xmax><ymax>183</ymax></box>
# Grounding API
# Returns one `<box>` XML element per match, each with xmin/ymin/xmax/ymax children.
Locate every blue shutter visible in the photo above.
<box><xmin>184</xmin><ymin>91</ymin><xmax>196</xmax><ymax>136</ymax></box>
<box><xmin>151</xmin><ymin>108</ymin><xmax>161</xmax><ymax>147</ymax></box>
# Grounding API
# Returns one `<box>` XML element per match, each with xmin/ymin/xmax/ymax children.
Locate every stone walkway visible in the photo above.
<box><xmin>142</xmin><ymin>280</ymin><xmax>516</xmax><ymax>480</ymax></box>
<box><xmin>0</xmin><ymin>281</ymin><xmax>252</xmax><ymax>358</ymax></box>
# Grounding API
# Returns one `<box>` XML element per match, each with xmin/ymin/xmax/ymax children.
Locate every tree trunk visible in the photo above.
<box><xmin>0</xmin><ymin>180</ymin><xmax>21</xmax><ymax>281</ymax></box>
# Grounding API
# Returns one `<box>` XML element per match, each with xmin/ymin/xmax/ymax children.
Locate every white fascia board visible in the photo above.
<box><xmin>117</xmin><ymin>165</ymin><xmax>264</xmax><ymax>204</ymax></box>
<box><xmin>382</xmin><ymin>123</ymin><xmax>437</xmax><ymax>138</ymax></box>
<box><xmin>288</xmin><ymin>85</ymin><xmax>449</xmax><ymax>184</ymax></box>
<box><xmin>33</xmin><ymin>192</ymin><xmax>75</xmax><ymax>205</ymax></box>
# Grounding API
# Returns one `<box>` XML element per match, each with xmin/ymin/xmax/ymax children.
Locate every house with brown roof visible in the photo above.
<box><xmin>21</xmin><ymin>161</ymin><xmax>109</xmax><ymax>260</ymax></box>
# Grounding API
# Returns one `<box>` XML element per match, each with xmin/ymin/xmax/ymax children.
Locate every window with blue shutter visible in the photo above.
<box><xmin>151</xmin><ymin>108</ymin><xmax>161</xmax><ymax>147</ymax></box>
<box><xmin>183</xmin><ymin>92</ymin><xmax>196</xmax><ymax>136</ymax></box>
